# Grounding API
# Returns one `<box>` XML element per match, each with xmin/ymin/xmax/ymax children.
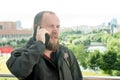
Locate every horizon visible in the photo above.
<box><xmin>0</xmin><ymin>0</ymin><xmax>120</xmax><ymax>29</ymax></box>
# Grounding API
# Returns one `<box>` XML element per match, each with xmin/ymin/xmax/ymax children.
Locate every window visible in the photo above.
<box><xmin>0</xmin><ymin>25</ymin><xmax>3</xmax><ymax>30</ymax></box>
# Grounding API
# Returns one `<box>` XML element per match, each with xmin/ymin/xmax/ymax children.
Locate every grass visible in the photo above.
<box><xmin>0</xmin><ymin>56</ymin><xmax>11</xmax><ymax>74</ymax></box>
<box><xmin>0</xmin><ymin>78</ymin><xmax>17</xmax><ymax>80</ymax></box>
<box><xmin>82</xmin><ymin>71</ymin><xmax>109</xmax><ymax>76</ymax></box>
<box><xmin>0</xmin><ymin>56</ymin><xmax>17</xmax><ymax>80</ymax></box>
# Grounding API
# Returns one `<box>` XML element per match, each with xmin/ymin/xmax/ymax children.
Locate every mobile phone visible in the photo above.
<box><xmin>45</xmin><ymin>33</ymin><xmax>50</xmax><ymax>46</ymax></box>
<box><xmin>33</xmin><ymin>25</ymin><xmax>50</xmax><ymax>46</ymax></box>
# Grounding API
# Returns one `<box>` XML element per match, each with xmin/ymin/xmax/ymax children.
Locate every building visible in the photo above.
<box><xmin>0</xmin><ymin>21</ymin><xmax>33</xmax><ymax>41</ymax></box>
<box><xmin>0</xmin><ymin>46</ymin><xmax>13</xmax><ymax>54</ymax></box>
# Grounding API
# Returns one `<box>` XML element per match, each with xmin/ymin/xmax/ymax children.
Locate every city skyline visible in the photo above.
<box><xmin>0</xmin><ymin>0</ymin><xmax>120</xmax><ymax>28</ymax></box>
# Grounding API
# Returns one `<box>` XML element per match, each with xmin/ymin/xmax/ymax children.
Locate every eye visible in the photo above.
<box><xmin>56</xmin><ymin>25</ymin><xmax>60</xmax><ymax>29</ymax></box>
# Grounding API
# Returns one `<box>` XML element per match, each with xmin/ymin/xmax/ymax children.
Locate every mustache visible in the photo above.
<box><xmin>50</xmin><ymin>34</ymin><xmax>59</xmax><ymax>38</ymax></box>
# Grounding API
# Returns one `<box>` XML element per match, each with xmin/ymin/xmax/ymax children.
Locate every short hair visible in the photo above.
<box><xmin>33</xmin><ymin>11</ymin><xmax>55</xmax><ymax>30</ymax></box>
<box><xmin>33</xmin><ymin>11</ymin><xmax>56</xmax><ymax>40</ymax></box>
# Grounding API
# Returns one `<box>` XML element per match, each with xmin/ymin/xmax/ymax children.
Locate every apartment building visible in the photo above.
<box><xmin>0</xmin><ymin>21</ymin><xmax>32</xmax><ymax>41</ymax></box>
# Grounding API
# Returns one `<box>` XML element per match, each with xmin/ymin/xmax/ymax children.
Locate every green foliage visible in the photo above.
<box><xmin>0</xmin><ymin>78</ymin><xmax>17</xmax><ymax>80</ymax></box>
<box><xmin>83</xmin><ymin>39</ymin><xmax>91</xmax><ymax>46</ymax></box>
<box><xmin>68</xmin><ymin>44</ymin><xmax>89</xmax><ymax>69</ymax></box>
<box><xmin>99</xmin><ymin>50</ymin><xmax>117</xmax><ymax>75</ymax></box>
<box><xmin>112</xmin><ymin>70</ymin><xmax>120</xmax><ymax>76</ymax></box>
<box><xmin>62</xmin><ymin>29</ymin><xmax>120</xmax><ymax>76</ymax></box>
<box><xmin>72</xmin><ymin>39</ymin><xmax>81</xmax><ymax>45</ymax></box>
<box><xmin>107</xmin><ymin>38</ymin><xmax>120</xmax><ymax>52</ymax></box>
<box><xmin>87</xmin><ymin>50</ymin><xmax>101</xmax><ymax>71</ymax></box>
<box><xmin>0</xmin><ymin>38</ymin><xmax>28</xmax><ymax>48</ymax></box>
<box><xmin>113</xmin><ymin>31</ymin><xmax>120</xmax><ymax>39</ymax></box>
<box><xmin>90</xmin><ymin>31</ymin><xmax>104</xmax><ymax>42</ymax></box>
<box><xmin>1</xmin><ymin>27</ymin><xmax>120</xmax><ymax>76</ymax></box>
<box><xmin>114</xmin><ymin>52</ymin><xmax>120</xmax><ymax>71</ymax></box>
<box><xmin>101</xmin><ymin>33</ymin><xmax>110</xmax><ymax>43</ymax></box>
<box><xmin>87</xmin><ymin>48</ymin><xmax>120</xmax><ymax>76</ymax></box>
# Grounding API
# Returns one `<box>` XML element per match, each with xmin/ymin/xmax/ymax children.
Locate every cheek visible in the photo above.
<box><xmin>46</xmin><ymin>28</ymin><xmax>52</xmax><ymax>33</ymax></box>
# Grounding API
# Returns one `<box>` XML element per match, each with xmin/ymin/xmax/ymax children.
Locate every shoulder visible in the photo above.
<box><xmin>59</xmin><ymin>44</ymin><xmax>75</xmax><ymax>59</ymax></box>
<box><xmin>59</xmin><ymin>44</ymin><xmax>77</xmax><ymax>66</ymax></box>
<box><xmin>59</xmin><ymin>44</ymin><xmax>70</xmax><ymax>52</ymax></box>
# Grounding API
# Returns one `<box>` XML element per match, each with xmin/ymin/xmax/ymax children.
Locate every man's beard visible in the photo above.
<box><xmin>46</xmin><ymin>40</ymin><xmax>59</xmax><ymax>51</ymax></box>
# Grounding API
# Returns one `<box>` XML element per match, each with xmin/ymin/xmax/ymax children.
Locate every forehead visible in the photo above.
<box><xmin>41</xmin><ymin>13</ymin><xmax>60</xmax><ymax>23</ymax></box>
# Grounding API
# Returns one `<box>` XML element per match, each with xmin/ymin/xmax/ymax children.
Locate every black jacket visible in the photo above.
<box><xmin>6</xmin><ymin>38</ymin><xmax>83</xmax><ymax>80</ymax></box>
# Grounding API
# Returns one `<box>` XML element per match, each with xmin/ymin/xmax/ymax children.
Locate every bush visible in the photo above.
<box><xmin>112</xmin><ymin>70</ymin><xmax>120</xmax><ymax>76</ymax></box>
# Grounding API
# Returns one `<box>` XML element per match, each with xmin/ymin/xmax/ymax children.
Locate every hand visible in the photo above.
<box><xmin>36</xmin><ymin>26</ymin><xmax>49</xmax><ymax>44</ymax></box>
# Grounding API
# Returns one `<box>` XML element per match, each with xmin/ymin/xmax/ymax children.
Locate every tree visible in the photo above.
<box><xmin>99</xmin><ymin>50</ymin><xmax>117</xmax><ymax>75</ymax></box>
<box><xmin>87</xmin><ymin>50</ymin><xmax>101</xmax><ymax>71</ymax></box>
<box><xmin>114</xmin><ymin>52</ymin><xmax>120</xmax><ymax>71</ymax></box>
<box><xmin>68</xmin><ymin>44</ymin><xmax>89</xmax><ymax>69</ymax></box>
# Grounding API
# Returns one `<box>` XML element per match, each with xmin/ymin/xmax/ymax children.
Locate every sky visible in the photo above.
<box><xmin>0</xmin><ymin>0</ymin><xmax>120</xmax><ymax>29</ymax></box>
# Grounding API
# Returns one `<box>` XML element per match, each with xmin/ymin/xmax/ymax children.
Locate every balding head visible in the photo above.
<box><xmin>33</xmin><ymin>11</ymin><xmax>56</xmax><ymax>30</ymax></box>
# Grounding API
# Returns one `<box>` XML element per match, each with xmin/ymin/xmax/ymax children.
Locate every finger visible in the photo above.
<box><xmin>37</xmin><ymin>26</ymin><xmax>41</xmax><ymax>32</ymax></box>
<box><xmin>41</xmin><ymin>28</ymin><xmax>49</xmax><ymax>34</ymax></box>
<box><xmin>38</xmin><ymin>26</ymin><xmax>41</xmax><ymax>29</ymax></box>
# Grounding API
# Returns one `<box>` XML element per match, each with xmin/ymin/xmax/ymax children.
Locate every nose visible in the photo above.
<box><xmin>52</xmin><ymin>26</ymin><xmax>59</xmax><ymax>34</ymax></box>
<box><xmin>52</xmin><ymin>29</ymin><xmax>57</xmax><ymax>34</ymax></box>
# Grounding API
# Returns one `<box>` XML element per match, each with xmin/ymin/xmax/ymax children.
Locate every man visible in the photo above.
<box><xmin>6</xmin><ymin>11</ymin><xmax>83</xmax><ymax>80</ymax></box>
